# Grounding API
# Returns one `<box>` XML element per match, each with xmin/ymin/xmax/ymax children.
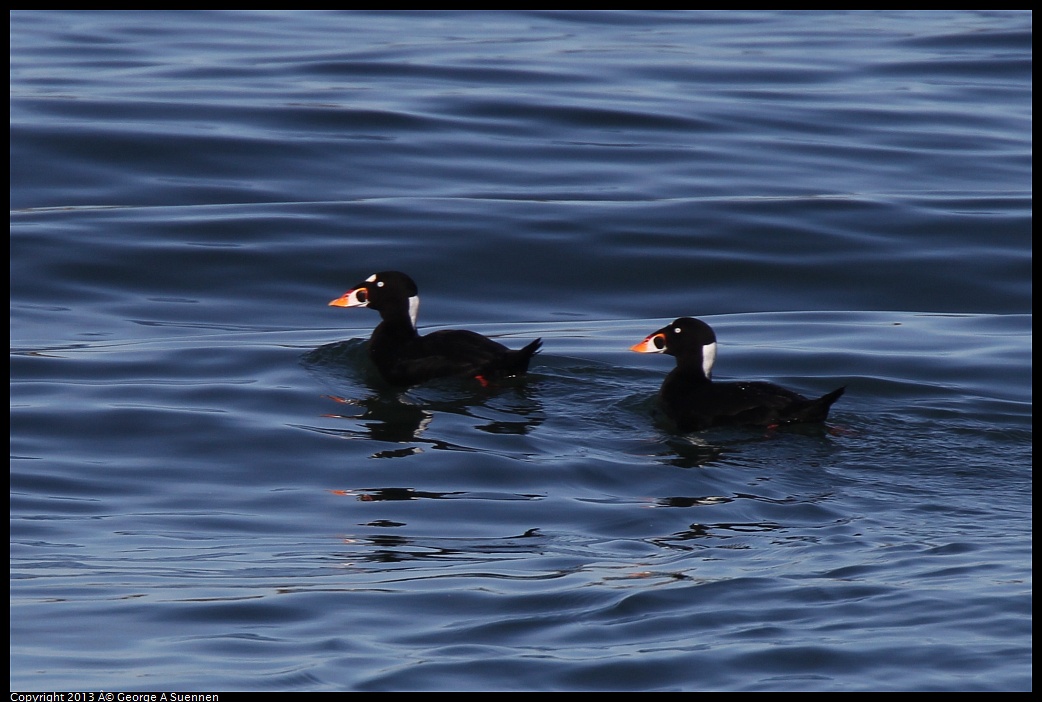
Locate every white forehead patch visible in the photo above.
<box><xmin>702</xmin><ymin>341</ymin><xmax>717</xmax><ymax>379</ymax></box>
<box><xmin>365</xmin><ymin>274</ymin><xmax>377</xmax><ymax>282</ymax></box>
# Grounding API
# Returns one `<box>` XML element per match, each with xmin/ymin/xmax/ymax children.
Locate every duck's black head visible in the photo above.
<box><xmin>329</xmin><ymin>271</ymin><xmax>420</xmax><ymax>326</ymax></box>
<box><xmin>630</xmin><ymin>317</ymin><xmax>718</xmax><ymax>378</ymax></box>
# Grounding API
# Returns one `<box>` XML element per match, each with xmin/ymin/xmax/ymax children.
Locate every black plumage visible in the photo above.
<box><xmin>631</xmin><ymin>317</ymin><xmax>844</xmax><ymax>432</ymax></box>
<box><xmin>330</xmin><ymin>271</ymin><xmax>541</xmax><ymax>387</ymax></box>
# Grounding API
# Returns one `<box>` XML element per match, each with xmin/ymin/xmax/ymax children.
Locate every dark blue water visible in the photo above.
<box><xmin>10</xmin><ymin>11</ymin><xmax>1031</xmax><ymax>692</ymax></box>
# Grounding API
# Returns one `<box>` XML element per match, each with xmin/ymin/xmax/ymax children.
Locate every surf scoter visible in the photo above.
<box><xmin>630</xmin><ymin>317</ymin><xmax>845</xmax><ymax>432</ymax></box>
<box><xmin>329</xmin><ymin>271</ymin><xmax>542</xmax><ymax>386</ymax></box>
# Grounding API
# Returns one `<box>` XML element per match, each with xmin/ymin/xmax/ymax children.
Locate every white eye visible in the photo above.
<box><xmin>674</xmin><ymin>327</ymin><xmax>682</xmax><ymax>334</ymax></box>
<box><xmin>377</xmin><ymin>281</ymin><xmax>384</xmax><ymax>288</ymax></box>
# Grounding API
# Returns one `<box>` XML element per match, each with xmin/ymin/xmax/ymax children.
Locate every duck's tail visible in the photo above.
<box><xmin>797</xmin><ymin>386</ymin><xmax>846</xmax><ymax>423</ymax></box>
<box><xmin>505</xmin><ymin>337</ymin><xmax>543</xmax><ymax>376</ymax></box>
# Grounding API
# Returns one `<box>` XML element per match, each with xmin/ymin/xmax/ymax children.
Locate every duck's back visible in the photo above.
<box><xmin>371</xmin><ymin>326</ymin><xmax>541</xmax><ymax>386</ymax></box>
<box><xmin>661</xmin><ymin>372</ymin><xmax>844</xmax><ymax>431</ymax></box>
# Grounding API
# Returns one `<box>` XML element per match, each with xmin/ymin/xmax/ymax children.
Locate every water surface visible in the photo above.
<box><xmin>10</xmin><ymin>10</ymin><xmax>1032</xmax><ymax>691</ymax></box>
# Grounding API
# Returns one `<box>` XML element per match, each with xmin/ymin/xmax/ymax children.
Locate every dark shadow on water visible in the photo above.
<box><xmin>300</xmin><ymin>339</ymin><xmax>546</xmax><ymax>445</ymax></box>
<box><xmin>648</xmin><ymin>411</ymin><xmax>847</xmax><ymax>470</ymax></box>
<box><xmin>338</xmin><ymin>487</ymin><xmax>544</xmax><ymax>503</ymax></box>
<box><xmin>651</xmin><ymin>520</ymin><xmax>786</xmax><ymax>552</ymax></box>
<box><xmin>332</xmin><ymin>527</ymin><xmax>547</xmax><ymax>566</ymax></box>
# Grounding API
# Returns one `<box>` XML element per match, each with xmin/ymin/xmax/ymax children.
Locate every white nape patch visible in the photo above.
<box><xmin>365</xmin><ymin>274</ymin><xmax>377</xmax><ymax>283</ymax></box>
<box><xmin>702</xmin><ymin>341</ymin><xmax>717</xmax><ymax>379</ymax></box>
<box><xmin>408</xmin><ymin>295</ymin><xmax>420</xmax><ymax>328</ymax></box>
